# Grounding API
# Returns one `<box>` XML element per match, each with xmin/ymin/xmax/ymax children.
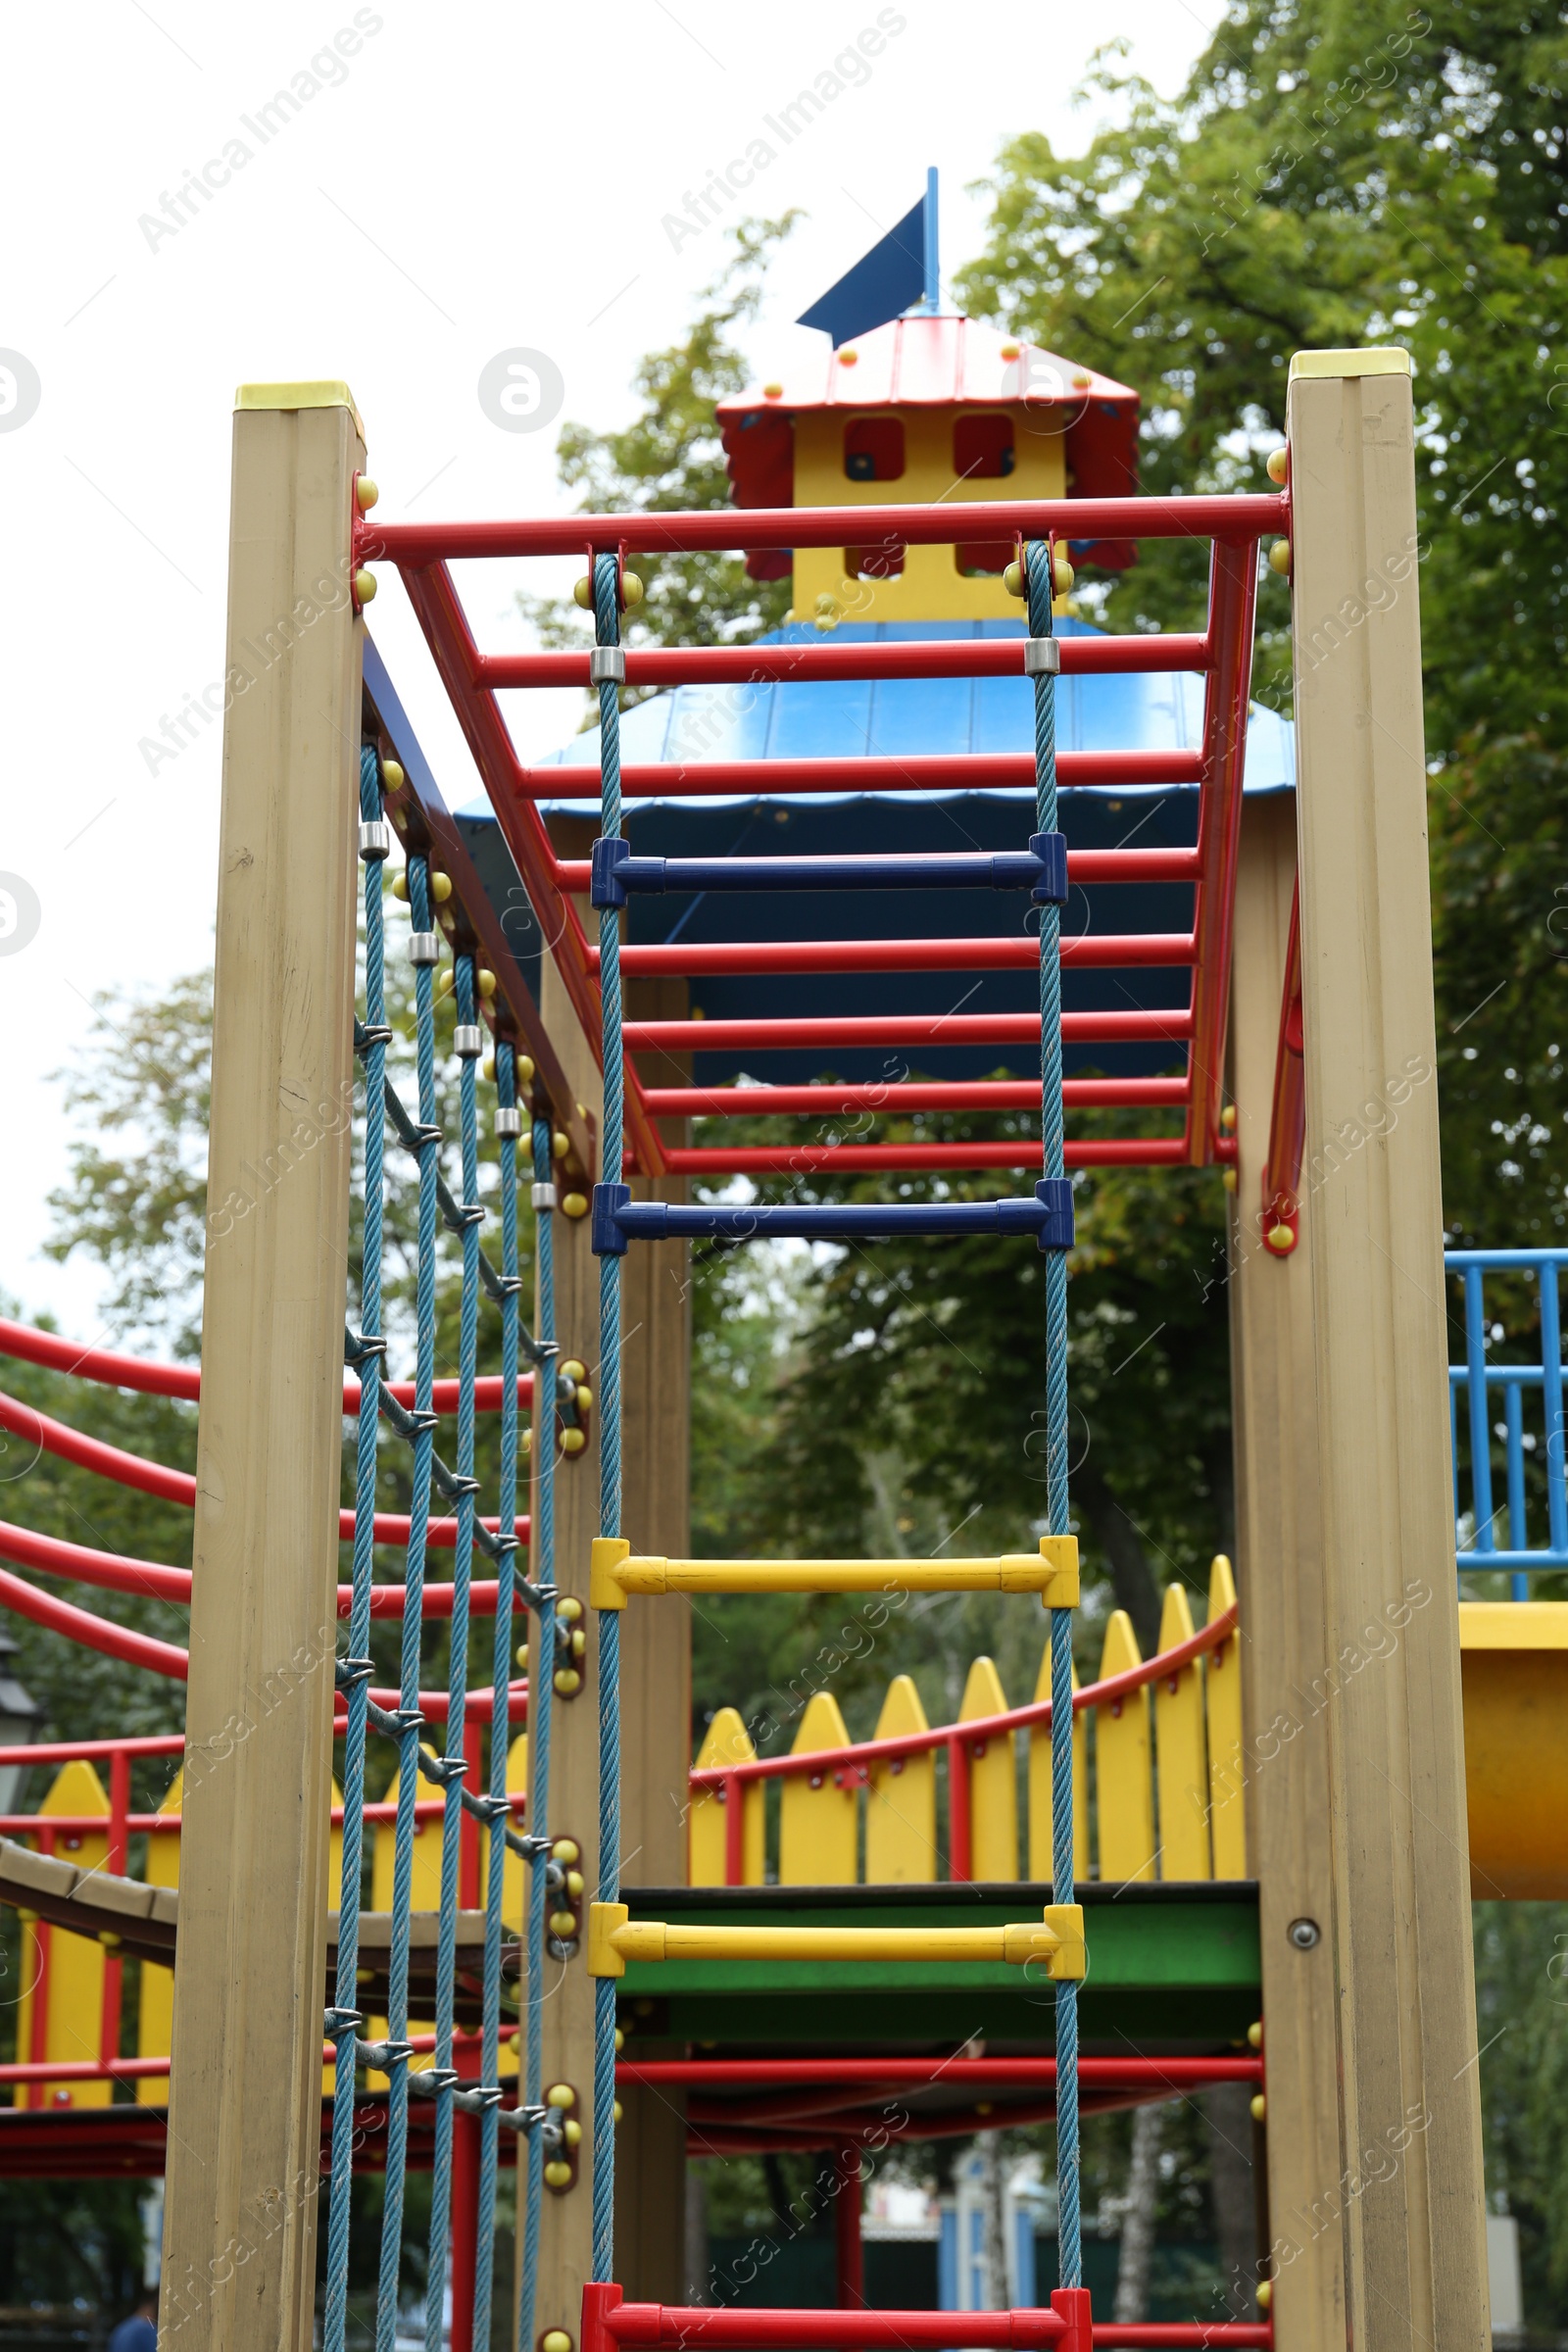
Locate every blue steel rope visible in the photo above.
<box><xmin>375</xmin><ymin>854</ymin><xmax>442</xmax><ymax>2352</ymax></box>
<box><xmin>1026</xmin><ymin>538</ymin><xmax>1081</xmax><ymax>2292</ymax></box>
<box><xmin>472</xmin><ymin>1039</ymin><xmax>522</xmax><ymax>2352</ymax></box>
<box><xmin>324</xmin><ymin>747</ymin><xmax>389</xmax><ymax>2352</ymax></box>
<box><xmin>425</xmin><ymin>954</ymin><xmax>483</xmax><ymax>2352</ymax></box>
<box><xmin>519</xmin><ymin>1113</ymin><xmax>559</xmax><ymax>2352</ymax></box>
<box><xmin>591</xmin><ymin>550</ymin><xmax>624</xmax><ymax>2287</ymax></box>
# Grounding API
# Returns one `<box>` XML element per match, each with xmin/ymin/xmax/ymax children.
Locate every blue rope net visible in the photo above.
<box><xmin>323</xmin><ymin>750</ymin><xmax>555</xmax><ymax>2352</ymax></box>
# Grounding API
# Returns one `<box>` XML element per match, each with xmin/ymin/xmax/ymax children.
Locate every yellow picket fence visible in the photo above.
<box><xmin>690</xmin><ymin>1556</ymin><xmax>1246</xmax><ymax>1887</ymax></box>
<box><xmin>5</xmin><ymin>1735</ymin><xmax>526</xmax><ymax>2109</ymax></box>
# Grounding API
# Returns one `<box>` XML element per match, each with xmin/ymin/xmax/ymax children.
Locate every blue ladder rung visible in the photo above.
<box><xmin>591</xmin><ymin>1179</ymin><xmax>1074</xmax><ymax>1255</ymax></box>
<box><xmin>590</xmin><ymin>833</ymin><xmax>1067</xmax><ymax>909</ymax></box>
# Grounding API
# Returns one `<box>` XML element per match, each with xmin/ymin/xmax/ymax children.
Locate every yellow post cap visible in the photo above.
<box><xmin>1288</xmin><ymin>346</ymin><xmax>1411</xmax><ymax>381</ymax></box>
<box><xmin>588</xmin><ymin>1900</ymin><xmax>631</xmax><ymax>1980</ymax></box>
<box><xmin>591</xmin><ymin>1537</ymin><xmax>632</xmax><ymax>1613</ymax></box>
<box><xmin>234</xmin><ymin>380</ymin><xmax>366</xmax><ymax>436</ymax></box>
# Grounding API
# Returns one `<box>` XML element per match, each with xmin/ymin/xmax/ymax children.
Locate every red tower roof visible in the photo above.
<box><xmin>716</xmin><ymin>314</ymin><xmax>1141</xmax><ymax>571</ymax></box>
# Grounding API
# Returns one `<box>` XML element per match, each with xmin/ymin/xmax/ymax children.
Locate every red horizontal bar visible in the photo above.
<box><xmin>364</xmin><ymin>490</ymin><xmax>1285</xmax><ymax>563</ymax></box>
<box><xmin>605</xmin><ymin>935</ymin><xmax>1196</xmax><ymax>980</ymax></box>
<box><xmin>626</xmin><ymin>1009</ymin><xmax>1191</xmax><ymax>1053</ymax></box>
<box><xmin>0</xmin><ymin>1733</ymin><xmax>185</xmax><ymax>1768</ymax></box>
<box><xmin>598</xmin><ymin>2305</ymin><xmax>1064</xmax><ymax>2349</ymax></box>
<box><xmin>623</xmin><ymin>2058</ymin><xmax>1260</xmax><ymax>2088</ymax></box>
<box><xmin>645</xmin><ymin>1078</ymin><xmax>1190</xmax><ymax>1117</ymax></box>
<box><xmin>563</xmin><ymin>852</ymin><xmax>1200</xmax><ymax>895</ymax></box>
<box><xmin>661</xmin><ymin>1139</ymin><xmax>1192</xmax><ymax>1173</ymax></box>
<box><xmin>1093</xmin><ymin>2335</ymin><xmax>1269</xmax><ymax>2348</ymax></box>
<box><xmin>0</xmin><ymin>1315</ymin><xmax>530</xmax><ymax>1419</ymax></box>
<box><xmin>517</xmin><ymin>750</ymin><xmax>1205</xmax><ymax>801</ymax></box>
<box><xmin>482</xmin><ymin>636</ymin><xmax>1208</xmax><ymax>691</ymax></box>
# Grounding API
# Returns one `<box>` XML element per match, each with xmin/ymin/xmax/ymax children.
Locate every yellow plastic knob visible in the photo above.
<box><xmin>518</xmin><ymin>1054</ymin><xmax>535</xmax><ymax>1084</ymax></box>
<box><xmin>621</xmin><ymin>570</ymin><xmax>645</xmax><ymax>611</ymax></box>
<box><xmin>435</xmin><ymin>967</ymin><xmax>455</xmax><ymax>1000</ymax></box>
<box><xmin>762</xmin><ymin>382</ymin><xmax>784</xmax><ymax>399</ymax></box>
<box><xmin>515</xmin><ymin>1642</ymin><xmax>528</xmax><ymax>1668</ymax></box>
<box><xmin>1268</xmin><ymin>540</ymin><xmax>1292</xmax><ymax>575</ymax></box>
<box><xmin>561</xmin><ymin>1361</ymin><xmax>588</xmax><ymax>1383</ymax></box>
<box><xmin>1002</xmin><ymin>561</ymin><xmax>1024</xmax><ymax>599</ymax></box>
<box><xmin>554</xmin><ymin>1665</ymin><xmax>583</xmax><ymax>1693</ymax></box>
<box><xmin>483</xmin><ymin>1051</ymin><xmax>496</xmax><ymax>1082</ymax></box>
<box><xmin>1250</xmin><ymin>2092</ymin><xmax>1266</xmax><ymax>2123</ymax></box>
<box><xmin>573</xmin><ymin>1384</ymin><xmax>593</xmax><ymax>1413</ymax></box>
<box><xmin>1266</xmin><ymin>446</ymin><xmax>1289</xmax><ymax>485</ymax></box>
<box><xmin>1000</xmin><ymin>342</ymin><xmax>1019</xmax><ymax>361</ymax></box>
<box><xmin>560</xmin><ymin>1427</ymin><xmax>587</xmax><ymax>1454</ymax></box>
<box><xmin>520</xmin><ymin>1428</ymin><xmax>532</xmax><ymax>1455</ymax></box>
<box><xmin>550</xmin><ymin>1909</ymin><xmax>578</xmax><ymax>1937</ymax></box>
<box><xmin>1256</xmin><ymin>2282</ymin><xmax>1272</xmax><ymax>2311</ymax></box>
<box><xmin>1219</xmin><ymin>1102</ymin><xmax>1237</xmax><ymax>1132</ymax></box>
<box><xmin>558</xmin><ymin>1597</ymin><xmax>583</xmax><ymax>1623</ymax></box>
<box><xmin>430</xmin><ymin>871</ymin><xmax>453</xmax><ymax>905</ymax></box>
<box><xmin>570</xmin><ymin>1629</ymin><xmax>587</xmax><ymax>1659</ymax></box>
<box><xmin>476</xmin><ymin>968</ymin><xmax>497</xmax><ymax>1000</ymax></box>
<box><xmin>551</xmin><ymin>1838</ymin><xmax>580</xmax><ymax>1864</ymax></box>
<box><xmin>561</xmin><ymin>1193</ymin><xmax>589</xmax><ymax>1220</ymax></box>
<box><xmin>838</xmin><ymin>348</ymin><xmax>858</xmax><ymax>366</ymax></box>
<box><xmin>614</xmin><ymin>2028</ymin><xmax>625</xmax><ymax>2052</ymax></box>
<box><xmin>814</xmin><ymin>593</ymin><xmax>838</xmax><ymax>616</ymax></box>
<box><xmin>356</xmin><ymin>476</ymin><xmax>379</xmax><ymax>512</ymax></box>
<box><xmin>1248</xmin><ymin>2020</ymin><xmax>1262</xmax><ymax>2049</ymax></box>
<box><xmin>566</xmin><ymin>1869</ymin><xmax>585</xmax><ymax>1898</ymax></box>
<box><xmin>572</xmin><ymin>576</ymin><xmax>594</xmax><ymax>611</ymax></box>
<box><xmin>1265</xmin><ymin>1223</ymin><xmax>1296</xmax><ymax>1254</ymax></box>
<box><xmin>542</xmin><ymin>2332</ymin><xmax>574</xmax><ymax>2352</ymax></box>
<box><xmin>612</xmin><ymin>2099</ymin><xmax>623</xmax><ymax>2123</ymax></box>
<box><xmin>552</xmin><ymin>1131</ymin><xmax>568</xmax><ymax>1160</ymax></box>
<box><xmin>1072</xmin><ymin>370</ymin><xmax>1091</xmax><ymax>389</ymax></box>
<box><xmin>1222</xmin><ymin>1167</ymin><xmax>1238</xmax><ymax>1193</ymax></box>
<box><xmin>1053</xmin><ymin>555</ymin><xmax>1075</xmax><ymax>595</ymax></box>
<box><xmin>391</xmin><ymin>871</ymin><xmax>410</xmax><ymax>903</ymax></box>
<box><xmin>381</xmin><ymin>758</ymin><xmax>404</xmax><ymax>793</ymax></box>
<box><xmin>546</xmin><ymin>2082</ymin><xmax>575</xmax><ymax>2108</ymax></box>
<box><xmin>564</xmin><ymin>2117</ymin><xmax>582</xmax><ymax>2146</ymax></box>
<box><xmin>354</xmin><ymin>567</ymin><xmax>377</xmax><ymax>604</ymax></box>
<box><xmin>544</xmin><ymin>2163</ymin><xmax>572</xmax><ymax>2190</ymax></box>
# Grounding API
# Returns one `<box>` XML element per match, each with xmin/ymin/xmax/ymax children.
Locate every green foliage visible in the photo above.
<box><xmin>1473</xmin><ymin>1903</ymin><xmax>1568</xmax><ymax>2307</ymax></box>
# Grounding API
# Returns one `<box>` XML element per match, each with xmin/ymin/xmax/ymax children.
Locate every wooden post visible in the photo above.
<box><xmin>527</xmin><ymin>821</ymin><xmax>691</xmax><ymax>2332</ymax></box>
<box><xmin>160</xmin><ymin>385</ymin><xmax>365</xmax><ymax>2351</ymax></box>
<box><xmin>1227</xmin><ymin>789</ymin><xmax>1343</xmax><ymax>2346</ymax></box>
<box><xmin>1288</xmin><ymin>348</ymin><xmax>1487</xmax><ymax>2347</ymax></box>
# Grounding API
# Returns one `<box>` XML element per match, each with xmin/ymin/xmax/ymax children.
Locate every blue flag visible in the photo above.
<box><xmin>797</xmin><ymin>173</ymin><xmax>938</xmax><ymax>347</ymax></box>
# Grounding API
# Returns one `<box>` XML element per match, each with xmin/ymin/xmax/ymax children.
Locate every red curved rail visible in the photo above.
<box><xmin>0</xmin><ymin>1316</ymin><xmax>531</xmax><ymax>1419</ymax></box>
<box><xmin>0</xmin><ymin>1518</ymin><xmax>524</xmax><ymax>1621</ymax></box>
<box><xmin>692</xmin><ymin>1602</ymin><xmax>1238</xmax><ymax>1791</ymax></box>
<box><xmin>0</xmin><ymin>1387</ymin><xmax>525</xmax><ymax>1553</ymax></box>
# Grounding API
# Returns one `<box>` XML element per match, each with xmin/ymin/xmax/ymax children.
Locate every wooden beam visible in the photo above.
<box><xmin>1287</xmin><ymin>349</ymin><xmax>1488</xmax><ymax>2350</ymax></box>
<box><xmin>1227</xmin><ymin>790</ymin><xmax>1343</xmax><ymax>2348</ymax></box>
<box><xmin>160</xmin><ymin>386</ymin><xmax>364</xmax><ymax>2351</ymax></box>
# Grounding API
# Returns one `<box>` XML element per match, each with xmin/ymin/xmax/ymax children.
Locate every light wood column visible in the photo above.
<box><xmin>1227</xmin><ymin>791</ymin><xmax>1344</xmax><ymax>2347</ymax></box>
<box><xmin>161</xmin><ymin>387</ymin><xmax>365</xmax><ymax>2351</ymax></box>
<box><xmin>1288</xmin><ymin>349</ymin><xmax>1488</xmax><ymax>2351</ymax></box>
<box><xmin>526</xmin><ymin>824</ymin><xmax>691</xmax><ymax>2338</ymax></box>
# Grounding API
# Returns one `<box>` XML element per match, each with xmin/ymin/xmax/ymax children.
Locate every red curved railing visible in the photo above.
<box><xmin>0</xmin><ymin>1387</ymin><xmax>523</xmax><ymax>1553</ymax></box>
<box><xmin>0</xmin><ymin>1315</ymin><xmax>532</xmax><ymax>1420</ymax></box>
<box><xmin>0</xmin><ymin>1518</ymin><xmax>524</xmax><ymax>1622</ymax></box>
<box><xmin>693</xmin><ymin>1603</ymin><xmax>1239</xmax><ymax>1884</ymax></box>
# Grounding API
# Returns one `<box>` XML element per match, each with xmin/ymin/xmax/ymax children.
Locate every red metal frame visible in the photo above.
<box><xmin>362</xmin><ymin>492</ymin><xmax>1275</xmax><ymax>1179</ymax></box>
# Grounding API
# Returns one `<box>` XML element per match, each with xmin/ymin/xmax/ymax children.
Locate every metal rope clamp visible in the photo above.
<box><xmin>454</xmin><ymin>1023</ymin><xmax>483</xmax><ymax>1059</ymax></box>
<box><xmin>531</xmin><ymin>1181</ymin><xmax>557</xmax><ymax>1209</ymax></box>
<box><xmin>356</xmin><ymin>1022</ymin><xmax>394</xmax><ymax>1055</ymax></box>
<box><xmin>588</xmin><ymin>646</ymin><xmax>626</xmax><ymax>685</ymax></box>
<box><xmin>494</xmin><ymin>1106</ymin><xmax>523</xmax><ymax>1138</ymax></box>
<box><xmin>359</xmin><ymin>819</ymin><xmax>392</xmax><ymax>861</ymax></box>
<box><xmin>1023</xmin><ymin>637</ymin><xmax>1061</xmax><ymax>676</ymax></box>
<box><xmin>409</xmin><ymin>931</ymin><xmax>441</xmax><ymax>965</ymax></box>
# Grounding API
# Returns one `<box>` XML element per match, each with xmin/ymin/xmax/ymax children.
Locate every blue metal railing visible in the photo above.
<box><xmin>1446</xmin><ymin>1248</ymin><xmax>1568</xmax><ymax>1594</ymax></box>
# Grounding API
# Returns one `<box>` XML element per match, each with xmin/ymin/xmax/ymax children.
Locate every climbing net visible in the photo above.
<box><xmin>323</xmin><ymin>745</ymin><xmax>564</xmax><ymax>2352</ymax></box>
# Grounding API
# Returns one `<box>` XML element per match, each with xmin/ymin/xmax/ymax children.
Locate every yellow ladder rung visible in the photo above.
<box><xmin>591</xmin><ymin>1536</ymin><xmax>1078</xmax><ymax>1607</ymax></box>
<box><xmin>587</xmin><ymin>1901</ymin><xmax>1085</xmax><ymax>1981</ymax></box>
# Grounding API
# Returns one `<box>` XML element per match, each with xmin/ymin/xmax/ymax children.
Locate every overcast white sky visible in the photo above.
<box><xmin>1</xmin><ymin>0</ymin><xmax>1224</xmax><ymax>1339</ymax></box>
